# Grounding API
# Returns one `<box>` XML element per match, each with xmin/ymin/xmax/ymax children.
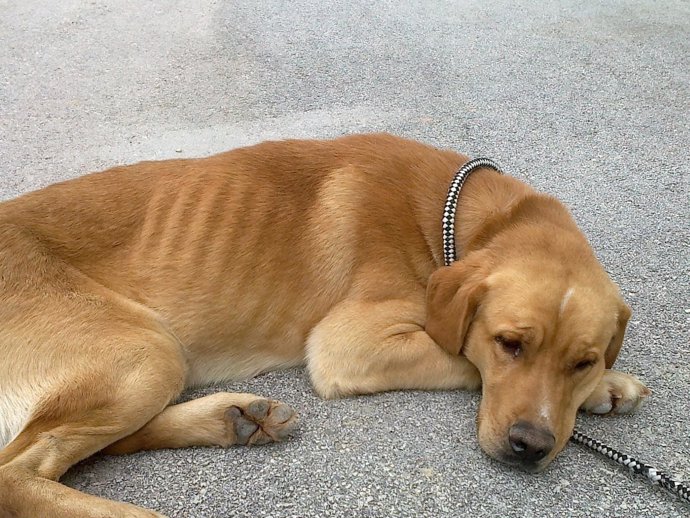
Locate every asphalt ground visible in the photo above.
<box><xmin>1</xmin><ymin>1</ymin><xmax>688</xmax><ymax>517</ymax></box>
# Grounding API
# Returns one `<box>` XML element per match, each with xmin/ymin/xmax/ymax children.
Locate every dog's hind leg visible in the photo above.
<box><xmin>0</xmin><ymin>338</ymin><xmax>185</xmax><ymax>518</ymax></box>
<box><xmin>0</xmin><ymin>287</ymin><xmax>187</xmax><ymax>516</ymax></box>
<box><xmin>104</xmin><ymin>392</ymin><xmax>298</xmax><ymax>455</ymax></box>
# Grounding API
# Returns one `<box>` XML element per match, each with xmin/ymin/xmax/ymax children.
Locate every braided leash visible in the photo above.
<box><xmin>442</xmin><ymin>159</ymin><xmax>689</xmax><ymax>506</ymax></box>
<box><xmin>571</xmin><ymin>430</ymin><xmax>690</xmax><ymax>504</ymax></box>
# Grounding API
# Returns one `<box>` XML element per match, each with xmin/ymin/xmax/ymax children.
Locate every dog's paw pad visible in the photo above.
<box><xmin>247</xmin><ymin>399</ymin><xmax>271</xmax><ymax>420</ymax></box>
<box><xmin>581</xmin><ymin>371</ymin><xmax>651</xmax><ymax>415</ymax></box>
<box><xmin>225</xmin><ymin>398</ymin><xmax>298</xmax><ymax>445</ymax></box>
<box><xmin>270</xmin><ymin>403</ymin><xmax>295</xmax><ymax>424</ymax></box>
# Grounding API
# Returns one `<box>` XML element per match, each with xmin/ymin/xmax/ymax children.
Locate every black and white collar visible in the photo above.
<box><xmin>442</xmin><ymin>158</ymin><xmax>502</xmax><ymax>266</ymax></box>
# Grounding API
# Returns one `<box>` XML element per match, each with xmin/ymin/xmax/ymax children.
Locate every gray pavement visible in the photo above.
<box><xmin>1</xmin><ymin>1</ymin><xmax>689</xmax><ymax>517</ymax></box>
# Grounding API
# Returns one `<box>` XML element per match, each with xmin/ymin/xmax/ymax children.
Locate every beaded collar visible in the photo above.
<box><xmin>441</xmin><ymin>158</ymin><xmax>502</xmax><ymax>266</ymax></box>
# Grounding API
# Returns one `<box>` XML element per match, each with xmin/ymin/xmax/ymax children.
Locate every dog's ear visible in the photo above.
<box><xmin>605</xmin><ymin>301</ymin><xmax>631</xmax><ymax>369</ymax></box>
<box><xmin>425</xmin><ymin>256</ymin><xmax>488</xmax><ymax>355</ymax></box>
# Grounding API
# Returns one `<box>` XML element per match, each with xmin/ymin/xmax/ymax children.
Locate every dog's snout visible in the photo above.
<box><xmin>508</xmin><ymin>421</ymin><xmax>555</xmax><ymax>465</ymax></box>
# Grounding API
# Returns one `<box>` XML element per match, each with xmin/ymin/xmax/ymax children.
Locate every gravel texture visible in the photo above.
<box><xmin>1</xmin><ymin>1</ymin><xmax>688</xmax><ymax>517</ymax></box>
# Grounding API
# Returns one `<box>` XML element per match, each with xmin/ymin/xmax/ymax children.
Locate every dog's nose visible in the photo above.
<box><xmin>508</xmin><ymin>421</ymin><xmax>555</xmax><ymax>464</ymax></box>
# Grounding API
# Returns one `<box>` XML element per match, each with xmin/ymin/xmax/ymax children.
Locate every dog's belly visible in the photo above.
<box><xmin>185</xmin><ymin>347</ymin><xmax>306</xmax><ymax>387</ymax></box>
<box><xmin>180</xmin><ymin>318</ymin><xmax>313</xmax><ymax>387</ymax></box>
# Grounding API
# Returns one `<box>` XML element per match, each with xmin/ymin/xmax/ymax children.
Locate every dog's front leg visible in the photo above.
<box><xmin>580</xmin><ymin>369</ymin><xmax>651</xmax><ymax>415</ymax></box>
<box><xmin>305</xmin><ymin>298</ymin><xmax>481</xmax><ymax>399</ymax></box>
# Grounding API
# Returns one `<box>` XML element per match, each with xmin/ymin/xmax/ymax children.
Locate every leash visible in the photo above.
<box><xmin>442</xmin><ymin>158</ymin><xmax>689</xmax><ymax>506</ymax></box>
<box><xmin>571</xmin><ymin>429</ymin><xmax>690</xmax><ymax>504</ymax></box>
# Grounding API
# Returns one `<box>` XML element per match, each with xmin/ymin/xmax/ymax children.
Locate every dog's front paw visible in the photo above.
<box><xmin>581</xmin><ymin>370</ymin><xmax>651</xmax><ymax>415</ymax></box>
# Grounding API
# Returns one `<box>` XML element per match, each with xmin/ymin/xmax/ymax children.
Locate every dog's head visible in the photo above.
<box><xmin>425</xmin><ymin>230</ymin><xmax>630</xmax><ymax>472</ymax></box>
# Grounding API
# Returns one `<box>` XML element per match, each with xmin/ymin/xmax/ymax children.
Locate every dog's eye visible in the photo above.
<box><xmin>574</xmin><ymin>359</ymin><xmax>595</xmax><ymax>371</ymax></box>
<box><xmin>495</xmin><ymin>335</ymin><xmax>521</xmax><ymax>357</ymax></box>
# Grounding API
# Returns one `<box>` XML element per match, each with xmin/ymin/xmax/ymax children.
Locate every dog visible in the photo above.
<box><xmin>0</xmin><ymin>133</ymin><xmax>649</xmax><ymax>517</ymax></box>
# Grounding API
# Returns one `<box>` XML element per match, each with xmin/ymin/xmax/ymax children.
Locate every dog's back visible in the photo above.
<box><xmin>0</xmin><ymin>134</ymin><xmax>459</xmax><ymax>385</ymax></box>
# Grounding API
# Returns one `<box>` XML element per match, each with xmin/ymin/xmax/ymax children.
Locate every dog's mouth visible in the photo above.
<box><xmin>494</xmin><ymin>451</ymin><xmax>550</xmax><ymax>473</ymax></box>
<box><xmin>479</xmin><ymin>441</ymin><xmax>552</xmax><ymax>473</ymax></box>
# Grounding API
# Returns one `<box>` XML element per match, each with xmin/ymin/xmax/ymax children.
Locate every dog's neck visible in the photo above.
<box><xmin>415</xmin><ymin>164</ymin><xmax>536</xmax><ymax>269</ymax></box>
<box><xmin>429</xmin><ymin>166</ymin><xmax>584</xmax><ymax>269</ymax></box>
<box><xmin>453</xmin><ymin>168</ymin><xmax>537</xmax><ymax>256</ymax></box>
